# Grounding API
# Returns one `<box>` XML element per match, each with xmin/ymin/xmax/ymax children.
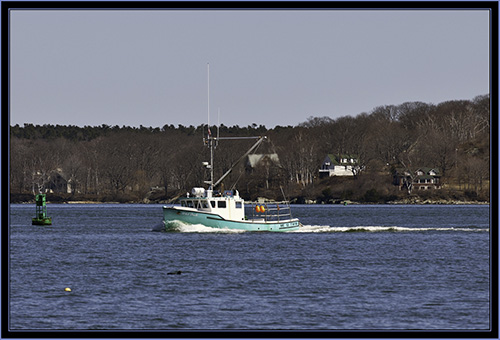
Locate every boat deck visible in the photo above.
<box><xmin>245</xmin><ymin>201</ymin><xmax>295</xmax><ymax>223</ymax></box>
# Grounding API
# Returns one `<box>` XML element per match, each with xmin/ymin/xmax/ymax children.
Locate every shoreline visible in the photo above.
<box><xmin>10</xmin><ymin>199</ymin><xmax>490</xmax><ymax>205</ymax></box>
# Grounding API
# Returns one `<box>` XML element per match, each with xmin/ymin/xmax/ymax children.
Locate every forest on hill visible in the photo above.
<box><xmin>10</xmin><ymin>94</ymin><xmax>490</xmax><ymax>204</ymax></box>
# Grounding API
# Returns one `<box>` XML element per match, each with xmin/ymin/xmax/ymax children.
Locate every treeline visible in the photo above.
<box><xmin>10</xmin><ymin>94</ymin><xmax>490</xmax><ymax>203</ymax></box>
<box><xmin>10</xmin><ymin>122</ymin><xmax>270</xmax><ymax>141</ymax></box>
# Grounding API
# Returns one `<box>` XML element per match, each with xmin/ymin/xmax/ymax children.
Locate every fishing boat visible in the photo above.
<box><xmin>162</xmin><ymin>187</ymin><xmax>301</xmax><ymax>232</ymax></box>
<box><xmin>162</xmin><ymin>65</ymin><xmax>301</xmax><ymax>232</ymax></box>
<box><xmin>162</xmin><ymin>135</ymin><xmax>301</xmax><ymax>232</ymax></box>
<box><xmin>163</xmin><ymin>136</ymin><xmax>301</xmax><ymax>231</ymax></box>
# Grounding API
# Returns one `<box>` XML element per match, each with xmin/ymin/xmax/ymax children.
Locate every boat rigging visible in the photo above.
<box><xmin>161</xmin><ymin>64</ymin><xmax>301</xmax><ymax>232</ymax></box>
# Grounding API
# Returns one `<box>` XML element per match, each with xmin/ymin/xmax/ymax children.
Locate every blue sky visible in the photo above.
<box><xmin>10</xmin><ymin>9</ymin><xmax>490</xmax><ymax>128</ymax></box>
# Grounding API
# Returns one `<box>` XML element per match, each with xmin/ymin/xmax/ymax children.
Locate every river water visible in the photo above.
<box><xmin>8</xmin><ymin>204</ymin><xmax>491</xmax><ymax>333</ymax></box>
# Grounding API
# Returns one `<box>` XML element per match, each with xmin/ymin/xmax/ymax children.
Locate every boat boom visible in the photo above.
<box><xmin>212</xmin><ymin>136</ymin><xmax>266</xmax><ymax>189</ymax></box>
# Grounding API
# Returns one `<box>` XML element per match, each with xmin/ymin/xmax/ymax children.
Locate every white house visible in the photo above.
<box><xmin>319</xmin><ymin>154</ymin><xmax>358</xmax><ymax>178</ymax></box>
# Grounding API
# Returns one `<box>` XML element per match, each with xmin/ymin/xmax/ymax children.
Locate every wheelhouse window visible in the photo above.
<box><xmin>217</xmin><ymin>201</ymin><xmax>226</xmax><ymax>208</ymax></box>
<box><xmin>210</xmin><ymin>201</ymin><xmax>216</xmax><ymax>208</ymax></box>
<box><xmin>235</xmin><ymin>202</ymin><xmax>242</xmax><ymax>209</ymax></box>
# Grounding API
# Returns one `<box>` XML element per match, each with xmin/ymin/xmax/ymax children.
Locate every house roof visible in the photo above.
<box><xmin>247</xmin><ymin>153</ymin><xmax>280</xmax><ymax>168</ymax></box>
<box><xmin>325</xmin><ymin>154</ymin><xmax>358</xmax><ymax>165</ymax></box>
<box><xmin>417</xmin><ymin>167</ymin><xmax>440</xmax><ymax>176</ymax></box>
<box><xmin>394</xmin><ymin>167</ymin><xmax>441</xmax><ymax>177</ymax></box>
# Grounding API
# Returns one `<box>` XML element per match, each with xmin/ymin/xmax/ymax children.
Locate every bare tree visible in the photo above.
<box><xmin>100</xmin><ymin>135</ymin><xmax>135</xmax><ymax>194</ymax></box>
<box><xmin>280</xmin><ymin>128</ymin><xmax>319</xmax><ymax>186</ymax></box>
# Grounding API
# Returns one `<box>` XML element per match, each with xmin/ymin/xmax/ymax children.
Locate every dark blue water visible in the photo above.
<box><xmin>9</xmin><ymin>204</ymin><xmax>490</xmax><ymax>331</ymax></box>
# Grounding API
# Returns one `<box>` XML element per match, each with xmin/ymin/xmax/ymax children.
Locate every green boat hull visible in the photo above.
<box><xmin>163</xmin><ymin>207</ymin><xmax>300</xmax><ymax>232</ymax></box>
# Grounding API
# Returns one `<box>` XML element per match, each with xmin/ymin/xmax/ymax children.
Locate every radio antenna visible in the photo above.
<box><xmin>207</xmin><ymin>63</ymin><xmax>214</xmax><ymax>188</ymax></box>
<box><xmin>217</xmin><ymin>107</ymin><xmax>220</xmax><ymax>147</ymax></box>
<box><xmin>207</xmin><ymin>63</ymin><xmax>210</xmax><ymax>131</ymax></box>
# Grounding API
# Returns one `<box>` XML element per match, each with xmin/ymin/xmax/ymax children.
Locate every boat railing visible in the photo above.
<box><xmin>245</xmin><ymin>201</ymin><xmax>294</xmax><ymax>223</ymax></box>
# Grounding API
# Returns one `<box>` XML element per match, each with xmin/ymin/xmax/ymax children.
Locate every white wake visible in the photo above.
<box><xmin>163</xmin><ymin>220</ymin><xmax>246</xmax><ymax>233</ymax></box>
<box><xmin>157</xmin><ymin>221</ymin><xmax>488</xmax><ymax>233</ymax></box>
<box><xmin>294</xmin><ymin>225</ymin><xmax>489</xmax><ymax>233</ymax></box>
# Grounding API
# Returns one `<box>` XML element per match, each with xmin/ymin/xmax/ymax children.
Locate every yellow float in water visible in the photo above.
<box><xmin>64</xmin><ymin>287</ymin><xmax>71</xmax><ymax>292</ymax></box>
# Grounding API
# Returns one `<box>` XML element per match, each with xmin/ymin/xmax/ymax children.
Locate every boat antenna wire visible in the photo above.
<box><xmin>229</xmin><ymin>137</ymin><xmax>265</xmax><ymax>191</ymax></box>
<box><xmin>280</xmin><ymin>186</ymin><xmax>289</xmax><ymax>203</ymax></box>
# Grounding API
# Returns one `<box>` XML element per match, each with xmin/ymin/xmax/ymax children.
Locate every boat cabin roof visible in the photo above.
<box><xmin>179</xmin><ymin>188</ymin><xmax>243</xmax><ymax>208</ymax></box>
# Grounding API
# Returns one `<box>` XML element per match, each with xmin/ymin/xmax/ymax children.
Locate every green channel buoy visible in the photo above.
<box><xmin>32</xmin><ymin>193</ymin><xmax>52</xmax><ymax>225</ymax></box>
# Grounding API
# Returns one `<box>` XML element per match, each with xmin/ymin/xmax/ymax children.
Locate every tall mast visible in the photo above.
<box><xmin>207</xmin><ymin>63</ymin><xmax>210</xmax><ymax>131</ymax></box>
<box><xmin>206</xmin><ymin>63</ymin><xmax>214</xmax><ymax>190</ymax></box>
<box><xmin>217</xmin><ymin>107</ymin><xmax>220</xmax><ymax>146</ymax></box>
<box><xmin>203</xmin><ymin>64</ymin><xmax>266</xmax><ymax>191</ymax></box>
